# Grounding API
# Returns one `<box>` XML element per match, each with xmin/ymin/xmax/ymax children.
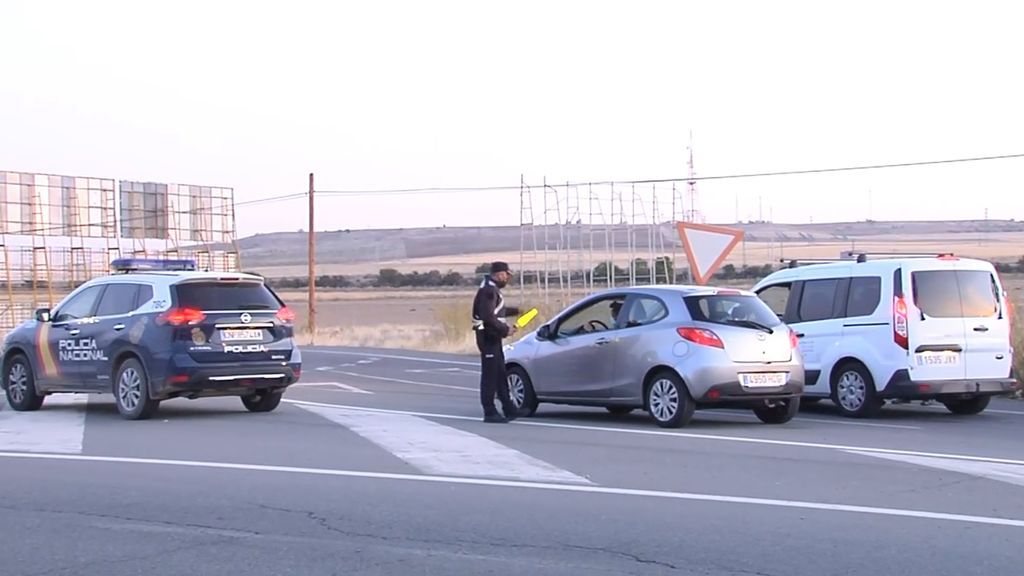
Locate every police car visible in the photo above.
<box><xmin>1</xmin><ymin>258</ymin><xmax>302</xmax><ymax>420</ymax></box>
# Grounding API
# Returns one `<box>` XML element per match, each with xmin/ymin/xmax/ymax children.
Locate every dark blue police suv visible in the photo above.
<box><xmin>1</xmin><ymin>258</ymin><xmax>302</xmax><ymax>420</ymax></box>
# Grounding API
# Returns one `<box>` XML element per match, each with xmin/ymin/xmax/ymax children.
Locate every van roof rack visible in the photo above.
<box><xmin>839</xmin><ymin>251</ymin><xmax>956</xmax><ymax>262</ymax></box>
<box><xmin>780</xmin><ymin>257</ymin><xmax>850</xmax><ymax>269</ymax></box>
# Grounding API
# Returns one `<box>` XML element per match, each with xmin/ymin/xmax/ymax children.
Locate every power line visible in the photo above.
<box><xmin>312</xmin><ymin>153</ymin><xmax>1024</xmax><ymax>196</ymax></box>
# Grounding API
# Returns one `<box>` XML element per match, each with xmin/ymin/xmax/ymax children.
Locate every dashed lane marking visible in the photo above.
<box><xmin>331</xmin><ymin>371</ymin><xmax>476</xmax><ymax>392</ymax></box>
<box><xmin>289</xmin><ymin>382</ymin><xmax>373</xmax><ymax>394</ymax></box>
<box><xmin>303</xmin><ymin>349</ymin><xmax>478</xmax><ymax>367</ymax></box>
<box><xmin>2</xmin><ymin>451</ymin><xmax>1022</xmax><ymax>529</ymax></box>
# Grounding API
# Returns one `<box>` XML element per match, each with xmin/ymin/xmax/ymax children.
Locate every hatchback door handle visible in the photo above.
<box><xmin>973</xmin><ymin>326</ymin><xmax>989</xmax><ymax>332</ymax></box>
<box><xmin>113</xmin><ymin>323</ymin><xmax>126</xmax><ymax>331</ymax></box>
<box><xmin>594</xmin><ymin>338</ymin><xmax>611</xmax><ymax>346</ymax></box>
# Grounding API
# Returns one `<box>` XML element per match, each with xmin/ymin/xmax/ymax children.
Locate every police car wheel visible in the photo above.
<box><xmin>241</xmin><ymin>389</ymin><xmax>283</xmax><ymax>412</ymax></box>
<box><xmin>4</xmin><ymin>354</ymin><xmax>44</xmax><ymax>411</ymax></box>
<box><xmin>114</xmin><ymin>358</ymin><xmax>160</xmax><ymax>421</ymax></box>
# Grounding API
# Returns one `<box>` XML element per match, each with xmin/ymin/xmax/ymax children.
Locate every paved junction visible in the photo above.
<box><xmin>2</xmin><ymin>346</ymin><xmax>1023</xmax><ymax>575</ymax></box>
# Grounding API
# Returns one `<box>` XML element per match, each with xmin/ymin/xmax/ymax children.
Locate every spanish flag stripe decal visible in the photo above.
<box><xmin>36</xmin><ymin>323</ymin><xmax>59</xmax><ymax>378</ymax></box>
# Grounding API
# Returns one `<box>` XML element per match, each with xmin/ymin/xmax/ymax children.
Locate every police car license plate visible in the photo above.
<box><xmin>740</xmin><ymin>372</ymin><xmax>787</xmax><ymax>388</ymax></box>
<box><xmin>221</xmin><ymin>329</ymin><xmax>263</xmax><ymax>342</ymax></box>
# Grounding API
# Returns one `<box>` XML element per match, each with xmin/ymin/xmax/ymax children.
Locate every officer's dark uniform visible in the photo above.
<box><xmin>472</xmin><ymin>262</ymin><xmax>520</xmax><ymax>423</ymax></box>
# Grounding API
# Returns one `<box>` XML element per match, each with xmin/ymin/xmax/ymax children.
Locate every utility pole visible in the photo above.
<box><xmin>307</xmin><ymin>172</ymin><xmax>316</xmax><ymax>343</ymax></box>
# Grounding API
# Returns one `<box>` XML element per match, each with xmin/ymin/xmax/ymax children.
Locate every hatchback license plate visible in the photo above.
<box><xmin>221</xmin><ymin>329</ymin><xmax>263</xmax><ymax>342</ymax></box>
<box><xmin>740</xmin><ymin>372</ymin><xmax>787</xmax><ymax>388</ymax></box>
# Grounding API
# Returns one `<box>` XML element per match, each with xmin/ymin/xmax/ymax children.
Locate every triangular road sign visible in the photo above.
<box><xmin>676</xmin><ymin>222</ymin><xmax>744</xmax><ymax>285</ymax></box>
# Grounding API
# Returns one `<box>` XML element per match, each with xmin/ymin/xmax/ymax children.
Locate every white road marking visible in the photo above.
<box><xmin>3</xmin><ymin>451</ymin><xmax>1023</xmax><ymax>529</ymax></box>
<box><xmin>281</xmin><ymin>399</ymin><xmax>1024</xmax><ymax>467</ymax></box>
<box><xmin>848</xmin><ymin>450</ymin><xmax>1024</xmax><ymax>488</ymax></box>
<box><xmin>294</xmin><ymin>402</ymin><xmax>590</xmax><ymax>485</ymax></box>
<box><xmin>406</xmin><ymin>367</ymin><xmax>480</xmax><ymax>376</ymax></box>
<box><xmin>987</xmin><ymin>409</ymin><xmax>1024</xmax><ymax>415</ymax></box>
<box><xmin>304</xmin><ymin>349</ymin><xmax>477</xmax><ymax>367</ymax></box>
<box><xmin>701</xmin><ymin>409</ymin><xmax>920</xmax><ymax>430</ymax></box>
<box><xmin>333</xmin><ymin>371</ymin><xmax>476</xmax><ymax>392</ymax></box>
<box><xmin>289</xmin><ymin>382</ymin><xmax>373</xmax><ymax>394</ymax></box>
<box><xmin>0</xmin><ymin>394</ymin><xmax>89</xmax><ymax>454</ymax></box>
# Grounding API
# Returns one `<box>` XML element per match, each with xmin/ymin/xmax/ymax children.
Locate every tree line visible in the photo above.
<box><xmin>265</xmin><ymin>257</ymin><xmax>784</xmax><ymax>290</ymax></box>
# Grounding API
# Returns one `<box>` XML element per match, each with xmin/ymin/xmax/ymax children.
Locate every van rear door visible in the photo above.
<box><xmin>904</xmin><ymin>260</ymin><xmax>968</xmax><ymax>381</ymax></box>
<box><xmin>905</xmin><ymin>259</ymin><xmax>1011</xmax><ymax>382</ymax></box>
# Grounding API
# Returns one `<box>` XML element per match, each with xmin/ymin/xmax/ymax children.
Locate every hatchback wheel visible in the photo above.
<box><xmin>830</xmin><ymin>362</ymin><xmax>882</xmax><ymax>418</ymax></box>
<box><xmin>506</xmin><ymin>365</ymin><xmax>538</xmax><ymax>417</ymax></box>
<box><xmin>242</xmin><ymin>389</ymin><xmax>283</xmax><ymax>412</ymax></box>
<box><xmin>115</xmin><ymin>358</ymin><xmax>160</xmax><ymax>420</ymax></box>
<box><xmin>646</xmin><ymin>371</ymin><xmax>694</xmax><ymax>428</ymax></box>
<box><xmin>4</xmin><ymin>354</ymin><xmax>44</xmax><ymax>411</ymax></box>
<box><xmin>753</xmin><ymin>397</ymin><xmax>800</xmax><ymax>424</ymax></box>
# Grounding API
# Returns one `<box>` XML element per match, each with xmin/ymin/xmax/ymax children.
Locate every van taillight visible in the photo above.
<box><xmin>893</xmin><ymin>295</ymin><xmax>909</xmax><ymax>350</ymax></box>
<box><xmin>157</xmin><ymin>307</ymin><xmax>206</xmax><ymax>326</ymax></box>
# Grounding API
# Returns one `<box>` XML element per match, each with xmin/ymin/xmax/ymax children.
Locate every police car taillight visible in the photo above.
<box><xmin>157</xmin><ymin>307</ymin><xmax>206</xmax><ymax>326</ymax></box>
<box><xmin>276</xmin><ymin>306</ymin><xmax>296</xmax><ymax>324</ymax></box>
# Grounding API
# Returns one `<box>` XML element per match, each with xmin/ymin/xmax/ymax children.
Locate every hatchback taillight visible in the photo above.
<box><xmin>789</xmin><ymin>328</ymin><xmax>799</xmax><ymax>349</ymax></box>
<box><xmin>157</xmin><ymin>307</ymin><xmax>206</xmax><ymax>326</ymax></box>
<box><xmin>677</xmin><ymin>327</ymin><xmax>724</xmax><ymax>349</ymax></box>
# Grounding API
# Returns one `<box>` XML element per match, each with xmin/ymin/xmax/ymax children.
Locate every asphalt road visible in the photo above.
<box><xmin>2</xmin><ymin>346</ymin><xmax>1024</xmax><ymax>575</ymax></box>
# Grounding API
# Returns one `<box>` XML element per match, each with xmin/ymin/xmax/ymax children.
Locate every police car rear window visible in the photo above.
<box><xmin>173</xmin><ymin>282</ymin><xmax>281</xmax><ymax>311</ymax></box>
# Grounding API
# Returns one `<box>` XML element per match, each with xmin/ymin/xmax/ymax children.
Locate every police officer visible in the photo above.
<box><xmin>472</xmin><ymin>261</ymin><xmax>521</xmax><ymax>423</ymax></box>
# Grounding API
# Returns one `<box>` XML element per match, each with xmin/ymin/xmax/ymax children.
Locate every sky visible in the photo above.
<box><xmin>2</xmin><ymin>0</ymin><xmax>1023</xmax><ymax>239</ymax></box>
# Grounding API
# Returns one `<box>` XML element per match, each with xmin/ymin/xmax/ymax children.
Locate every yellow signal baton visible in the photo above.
<box><xmin>515</xmin><ymin>307</ymin><xmax>539</xmax><ymax>329</ymax></box>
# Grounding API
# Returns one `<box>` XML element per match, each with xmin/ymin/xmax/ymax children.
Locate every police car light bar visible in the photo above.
<box><xmin>111</xmin><ymin>258</ymin><xmax>198</xmax><ymax>273</ymax></box>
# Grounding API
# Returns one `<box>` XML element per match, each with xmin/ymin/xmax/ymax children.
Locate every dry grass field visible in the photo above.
<box><xmin>253</xmin><ymin>233</ymin><xmax>1024</xmax><ymax>278</ymax></box>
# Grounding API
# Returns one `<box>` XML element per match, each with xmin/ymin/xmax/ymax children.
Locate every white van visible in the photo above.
<box><xmin>752</xmin><ymin>252</ymin><xmax>1018</xmax><ymax>417</ymax></box>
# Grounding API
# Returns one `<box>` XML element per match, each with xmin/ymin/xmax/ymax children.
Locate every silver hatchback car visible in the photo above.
<box><xmin>504</xmin><ymin>285</ymin><xmax>805</xmax><ymax>427</ymax></box>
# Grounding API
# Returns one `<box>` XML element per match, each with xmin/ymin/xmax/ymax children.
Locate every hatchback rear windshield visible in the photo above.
<box><xmin>911</xmin><ymin>269</ymin><xmax>999</xmax><ymax>318</ymax></box>
<box><xmin>173</xmin><ymin>281</ymin><xmax>282</xmax><ymax>311</ymax></box>
<box><xmin>684</xmin><ymin>294</ymin><xmax>783</xmax><ymax>328</ymax></box>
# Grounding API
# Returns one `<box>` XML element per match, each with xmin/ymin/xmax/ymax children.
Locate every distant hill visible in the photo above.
<box><xmin>230</xmin><ymin>219</ymin><xmax>1024</xmax><ymax>269</ymax></box>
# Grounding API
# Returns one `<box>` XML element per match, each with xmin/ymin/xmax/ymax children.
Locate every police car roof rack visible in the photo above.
<box><xmin>111</xmin><ymin>258</ymin><xmax>198</xmax><ymax>273</ymax></box>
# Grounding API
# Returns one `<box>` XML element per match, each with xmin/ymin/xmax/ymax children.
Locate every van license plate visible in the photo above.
<box><xmin>221</xmin><ymin>329</ymin><xmax>263</xmax><ymax>342</ymax></box>
<box><xmin>914</xmin><ymin>351</ymin><xmax>959</xmax><ymax>366</ymax></box>
<box><xmin>740</xmin><ymin>372</ymin><xmax>787</xmax><ymax>388</ymax></box>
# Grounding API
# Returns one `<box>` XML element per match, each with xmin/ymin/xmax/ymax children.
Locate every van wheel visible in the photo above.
<box><xmin>4</xmin><ymin>354</ymin><xmax>45</xmax><ymax>411</ymax></box>
<box><xmin>830</xmin><ymin>362</ymin><xmax>882</xmax><ymax>418</ymax></box>
<box><xmin>115</xmin><ymin>358</ymin><xmax>160</xmax><ymax>420</ymax></box>
<box><xmin>646</xmin><ymin>371</ymin><xmax>695</xmax><ymax>428</ymax></box>
<box><xmin>507</xmin><ymin>365</ymin><xmax>538</xmax><ymax>417</ymax></box>
<box><xmin>941</xmin><ymin>395</ymin><xmax>991</xmax><ymax>415</ymax></box>
<box><xmin>753</xmin><ymin>397</ymin><xmax>800</xmax><ymax>424</ymax></box>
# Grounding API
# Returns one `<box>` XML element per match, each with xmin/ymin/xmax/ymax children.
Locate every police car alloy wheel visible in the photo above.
<box><xmin>241</xmin><ymin>389</ymin><xmax>283</xmax><ymax>412</ymax></box>
<box><xmin>4</xmin><ymin>354</ymin><xmax>44</xmax><ymax>411</ymax></box>
<box><xmin>114</xmin><ymin>358</ymin><xmax>160</xmax><ymax>420</ymax></box>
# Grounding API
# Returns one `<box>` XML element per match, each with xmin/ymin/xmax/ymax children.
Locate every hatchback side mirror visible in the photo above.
<box><xmin>35</xmin><ymin>308</ymin><xmax>51</xmax><ymax>323</ymax></box>
<box><xmin>536</xmin><ymin>324</ymin><xmax>553</xmax><ymax>340</ymax></box>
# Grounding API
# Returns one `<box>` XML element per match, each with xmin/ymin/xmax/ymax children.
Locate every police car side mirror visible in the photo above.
<box><xmin>35</xmin><ymin>308</ymin><xmax>51</xmax><ymax>323</ymax></box>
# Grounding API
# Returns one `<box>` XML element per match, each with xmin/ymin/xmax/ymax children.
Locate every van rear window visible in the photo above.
<box><xmin>173</xmin><ymin>281</ymin><xmax>282</xmax><ymax>311</ymax></box>
<box><xmin>911</xmin><ymin>270</ymin><xmax>998</xmax><ymax>318</ymax></box>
